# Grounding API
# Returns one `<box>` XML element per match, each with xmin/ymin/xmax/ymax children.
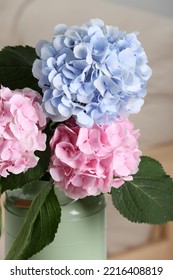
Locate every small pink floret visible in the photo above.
<box><xmin>0</xmin><ymin>86</ymin><xmax>47</xmax><ymax>177</ymax></box>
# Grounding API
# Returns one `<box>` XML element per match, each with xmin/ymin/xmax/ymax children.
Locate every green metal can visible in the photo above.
<box><xmin>4</xmin><ymin>181</ymin><xmax>106</xmax><ymax>260</ymax></box>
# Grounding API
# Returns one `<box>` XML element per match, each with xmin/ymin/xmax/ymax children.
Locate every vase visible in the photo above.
<box><xmin>4</xmin><ymin>181</ymin><xmax>106</xmax><ymax>260</ymax></box>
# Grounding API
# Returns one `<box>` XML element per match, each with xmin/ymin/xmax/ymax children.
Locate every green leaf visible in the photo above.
<box><xmin>0</xmin><ymin>138</ymin><xmax>50</xmax><ymax>195</ymax></box>
<box><xmin>5</xmin><ymin>181</ymin><xmax>61</xmax><ymax>260</ymax></box>
<box><xmin>0</xmin><ymin>46</ymin><xmax>40</xmax><ymax>92</ymax></box>
<box><xmin>111</xmin><ymin>156</ymin><xmax>173</xmax><ymax>224</ymax></box>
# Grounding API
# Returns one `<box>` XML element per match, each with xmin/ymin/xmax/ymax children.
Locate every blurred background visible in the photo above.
<box><xmin>0</xmin><ymin>0</ymin><xmax>173</xmax><ymax>259</ymax></box>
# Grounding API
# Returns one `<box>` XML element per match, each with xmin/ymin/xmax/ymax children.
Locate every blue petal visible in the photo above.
<box><xmin>53</xmin><ymin>74</ymin><xmax>63</xmax><ymax>89</ymax></box>
<box><xmin>76</xmin><ymin>111</ymin><xmax>94</xmax><ymax>128</ymax></box>
<box><xmin>94</xmin><ymin>76</ymin><xmax>119</xmax><ymax>95</ymax></box>
<box><xmin>41</xmin><ymin>44</ymin><xmax>56</xmax><ymax>60</ymax></box>
<box><xmin>48</xmin><ymin>69</ymin><xmax>57</xmax><ymax>83</ymax></box>
<box><xmin>35</xmin><ymin>40</ymin><xmax>49</xmax><ymax>57</ymax></box>
<box><xmin>56</xmin><ymin>54</ymin><xmax>66</xmax><ymax>67</ymax></box>
<box><xmin>58</xmin><ymin>103</ymin><xmax>72</xmax><ymax>117</ymax></box>
<box><xmin>105</xmin><ymin>50</ymin><xmax>119</xmax><ymax>75</ymax></box>
<box><xmin>54</xmin><ymin>24</ymin><xmax>67</xmax><ymax>36</ymax></box>
<box><xmin>53</xmin><ymin>35</ymin><xmax>65</xmax><ymax>50</ymax></box>
<box><xmin>32</xmin><ymin>59</ymin><xmax>42</xmax><ymax>79</ymax></box>
<box><xmin>118</xmin><ymin>48</ymin><xmax>136</xmax><ymax>69</ymax></box>
<box><xmin>74</xmin><ymin>43</ymin><xmax>92</xmax><ymax>64</ymax></box>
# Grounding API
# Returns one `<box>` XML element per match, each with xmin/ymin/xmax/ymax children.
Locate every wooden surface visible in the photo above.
<box><xmin>109</xmin><ymin>141</ymin><xmax>173</xmax><ymax>260</ymax></box>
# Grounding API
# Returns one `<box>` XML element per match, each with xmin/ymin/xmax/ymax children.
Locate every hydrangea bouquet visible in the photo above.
<box><xmin>0</xmin><ymin>19</ymin><xmax>173</xmax><ymax>260</ymax></box>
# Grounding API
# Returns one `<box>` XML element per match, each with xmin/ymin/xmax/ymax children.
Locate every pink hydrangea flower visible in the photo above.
<box><xmin>0</xmin><ymin>86</ymin><xmax>47</xmax><ymax>177</ymax></box>
<box><xmin>49</xmin><ymin>118</ymin><xmax>141</xmax><ymax>199</ymax></box>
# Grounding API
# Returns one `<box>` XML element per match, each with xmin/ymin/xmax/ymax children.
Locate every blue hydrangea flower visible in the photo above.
<box><xmin>32</xmin><ymin>18</ymin><xmax>152</xmax><ymax>127</ymax></box>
